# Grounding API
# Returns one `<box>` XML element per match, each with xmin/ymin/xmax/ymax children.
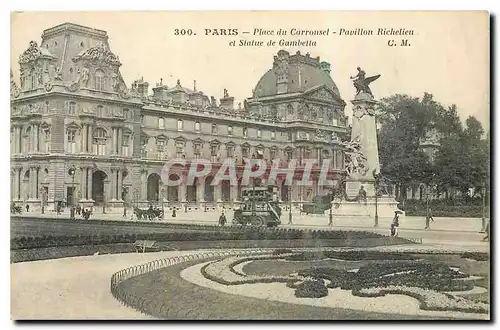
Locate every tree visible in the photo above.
<box><xmin>376</xmin><ymin>93</ymin><xmax>437</xmax><ymax>198</ymax></box>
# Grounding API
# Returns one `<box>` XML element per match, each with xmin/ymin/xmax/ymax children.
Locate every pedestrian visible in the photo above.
<box><xmin>219</xmin><ymin>212</ymin><xmax>227</xmax><ymax>227</ymax></box>
<box><xmin>172</xmin><ymin>208</ymin><xmax>176</xmax><ymax>218</ymax></box>
<box><xmin>123</xmin><ymin>206</ymin><xmax>127</xmax><ymax>218</ymax></box>
<box><xmin>428</xmin><ymin>207</ymin><xmax>434</xmax><ymax>222</ymax></box>
<box><xmin>390</xmin><ymin>211</ymin><xmax>400</xmax><ymax>237</ymax></box>
<box><xmin>482</xmin><ymin>220</ymin><xmax>490</xmax><ymax>241</ymax></box>
<box><xmin>25</xmin><ymin>204</ymin><xmax>29</xmax><ymax>212</ymax></box>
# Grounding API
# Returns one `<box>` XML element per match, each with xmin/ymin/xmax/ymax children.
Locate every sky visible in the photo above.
<box><xmin>10</xmin><ymin>11</ymin><xmax>490</xmax><ymax>130</ymax></box>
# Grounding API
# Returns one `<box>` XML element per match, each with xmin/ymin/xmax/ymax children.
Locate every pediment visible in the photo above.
<box><xmin>303</xmin><ymin>85</ymin><xmax>344</xmax><ymax>104</ymax></box>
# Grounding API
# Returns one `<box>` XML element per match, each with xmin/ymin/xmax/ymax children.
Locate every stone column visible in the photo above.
<box><xmin>118</xmin><ymin>169</ymin><xmax>123</xmax><ymax>200</ymax></box>
<box><xmin>14</xmin><ymin>167</ymin><xmax>20</xmax><ymax>200</ymax></box>
<box><xmin>231</xmin><ymin>184</ymin><xmax>238</xmax><ymax>202</ymax></box>
<box><xmin>81</xmin><ymin>125</ymin><xmax>87</xmax><ymax>153</ymax></box>
<box><xmin>197</xmin><ymin>177</ymin><xmax>205</xmax><ymax>202</ymax></box>
<box><xmin>141</xmin><ymin>170</ymin><xmax>147</xmax><ymax>200</ymax></box>
<box><xmin>87</xmin><ymin>125</ymin><xmax>93</xmax><ymax>153</ymax></box>
<box><xmin>118</xmin><ymin>128</ymin><xmax>123</xmax><ymax>156</ymax></box>
<box><xmin>87</xmin><ymin>168</ymin><xmax>93</xmax><ymax>201</ymax></box>
<box><xmin>214</xmin><ymin>184</ymin><xmax>222</xmax><ymax>202</ymax></box>
<box><xmin>111</xmin><ymin>128</ymin><xmax>117</xmax><ymax>155</ymax></box>
<box><xmin>179</xmin><ymin>182</ymin><xmax>187</xmax><ymax>202</ymax></box>
<box><xmin>80</xmin><ymin>166</ymin><xmax>87</xmax><ymax>200</ymax></box>
<box><xmin>109</xmin><ymin>168</ymin><xmax>115</xmax><ymax>200</ymax></box>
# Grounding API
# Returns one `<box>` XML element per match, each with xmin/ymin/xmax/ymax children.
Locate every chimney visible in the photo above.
<box><xmin>132</xmin><ymin>78</ymin><xmax>149</xmax><ymax>98</ymax></box>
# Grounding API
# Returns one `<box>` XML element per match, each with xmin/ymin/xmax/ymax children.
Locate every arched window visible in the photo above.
<box><xmin>195</xmin><ymin>121</ymin><xmax>201</xmax><ymax>132</ymax></box>
<box><xmin>158</xmin><ymin>117</ymin><xmax>165</xmax><ymax>129</ymax></box>
<box><xmin>177</xmin><ymin>119</ymin><xmax>183</xmax><ymax>131</ymax></box>
<box><xmin>227</xmin><ymin>125</ymin><xmax>233</xmax><ymax>136</ymax></box>
<box><xmin>92</xmin><ymin>128</ymin><xmax>107</xmax><ymax>155</ymax></box>
<box><xmin>95</xmin><ymin>70</ymin><xmax>105</xmax><ymax>91</ymax></box>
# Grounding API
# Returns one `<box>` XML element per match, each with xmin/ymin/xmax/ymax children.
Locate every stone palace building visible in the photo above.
<box><xmin>10</xmin><ymin>23</ymin><xmax>348</xmax><ymax>211</ymax></box>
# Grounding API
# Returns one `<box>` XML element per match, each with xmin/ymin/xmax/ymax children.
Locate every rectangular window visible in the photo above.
<box><xmin>176</xmin><ymin>142</ymin><xmax>184</xmax><ymax>158</ymax></box>
<box><xmin>257</xmin><ymin>129</ymin><xmax>262</xmax><ymax>138</ymax></box>
<box><xmin>212</xmin><ymin>124</ymin><xmax>217</xmax><ymax>135</ymax></box>
<box><xmin>243</xmin><ymin>127</ymin><xmax>248</xmax><ymax>137</ymax></box>
<box><xmin>123</xmin><ymin>109</ymin><xmax>129</xmax><ymax>120</ymax></box>
<box><xmin>159</xmin><ymin>118</ymin><xmax>165</xmax><ymax>129</ymax></box>
<box><xmin>287</xmin><ymin>131</ymin><xmax>292</xmax><ymax>141</ymax></box>
<box><xmin>271</xmin><ymin>131</ymin><xmax>276</xmax><ymax>140</ymax></box>
<box><xmin>195</xmin><ymin>122</ymin><xmax>201</xmax><ymax>132</ymax></box>
<box><xmin>286</xmin><ymin>150</ymin><xmax>293</xmax><ymax>161</ymax></box>
<box><xmin>68</xmin><ymin>102</ymin><xmax>76</xmax><ymax>115</ymax></box>
<box><xmin>227</xmin><ymin>125</ymin><xmax>233</xmax><ymax>136</ymax></box>
<box><xmin>242</xmin><ymin>147</ymin><xmax>249</xmax><ymax>158</ymax></box>
<box><xmin>227</xmin><ymin>145</ymin><xmax>234</xmax><ymax>158</ymax></box>
<box><xmin>177</xmin><ymin>120</ymin><xmax>183</xmax><ymax>131</ymax></box>
<box><xmin>210</xmin><ymin>145</ymin><xmax>219</xmax><ymax>157</ymax></box>
<box><xmin>66</xmin><ymin>131</ymin><xmax>76</xmax><ymax>153</ymax></box>
<box><xmin>270</xmin><ymin>148</ymin><xmax>277</xmax><ymax>160</ymax></box>
<box><xmin>97</xmin><ymin>106</ymin><xmax>104</xmax><ymax>117</ymax></box>
<box><xmin>194</xmin><ymin>144</ymin><xmax>202</xmax><ymax>158</ymax></box>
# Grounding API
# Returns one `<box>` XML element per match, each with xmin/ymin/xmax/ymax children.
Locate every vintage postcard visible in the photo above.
<box><xmin>10</xmin><ymin>11</ymin><xmax>490</xmax><ymax>320</ymax></box>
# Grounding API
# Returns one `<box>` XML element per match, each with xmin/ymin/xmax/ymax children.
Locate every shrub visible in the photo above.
<box><xmin>460</xmin><ymin>252</ymin><xmax>489</xmax><ymax>261</ymax></box>
<box><xmin>294</xmin><ymin>280</ymin><xmax>329</xmax><ymax>298</ymax></box>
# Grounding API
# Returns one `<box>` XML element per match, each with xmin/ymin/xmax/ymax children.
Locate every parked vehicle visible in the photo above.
<box><xmin>233</xmin><ymin>186</ymin><xmax>281</xmax><ymax>227</ymax></box>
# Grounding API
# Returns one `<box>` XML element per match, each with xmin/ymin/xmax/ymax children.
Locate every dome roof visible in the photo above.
<box><xmin>252</xmin><ymin>50</ymin><xmax>340</xmax><ymax>98</ymax></box>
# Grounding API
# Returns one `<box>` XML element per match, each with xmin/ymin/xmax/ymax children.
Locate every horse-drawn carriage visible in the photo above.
<box><xmin>133</xmin><ymin>206</ymin><xmax>163</xmax><ymax>221</ymax></box>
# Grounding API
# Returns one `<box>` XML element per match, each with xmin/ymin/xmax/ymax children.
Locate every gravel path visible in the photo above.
<box><xmin>11</xmin><ymin>251</ymin><xmax>205</xmax><ymax>320</ymax></box>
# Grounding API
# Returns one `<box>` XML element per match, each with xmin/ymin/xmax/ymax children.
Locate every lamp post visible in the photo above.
<box><xmin>161</xmin><ymin>188</ymin><xmax>165</xmax><ymax>215</ymax></box>
<box><xmin>329</xmin><ymin>188</ymin><xmax>334</xmax><ymax>227</ymax></box>
<box><xmin>68</xmin><ymin>165</ymin><xmax>76</xmax><ymax>220</ymax></box>
<box><xmin>373</xmin><ymin>171</ymin><xmax>380</xmax><ymax>228</ymax></box>
<box><xmin>39</xmin><ymin>187</ymin><xmax>46</xmax><ymax>214</ymax></box>
<box><xmin>481</xmin><ymin>180</ymin><xmax>487</xmax><ymax>232</ymax></box>
<box><xmin>288</xmin><ymin>185</ymin><xmax>292</xmax><ymax>224</ymax></box>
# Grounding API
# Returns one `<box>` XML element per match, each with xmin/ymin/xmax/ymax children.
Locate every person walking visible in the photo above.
<box><xmin>482</xmin><ymin>220</ymin><xmax>490</xmax><ymax>241</ymax></box>
<box><xmin>25</xmin><ymin>204</ymin><xmax>29</xmax><ymax>212</ymax></box>
<box><xmin>390</xmin><ymin>211</ymin><xmax>400</xmax><ymax>237</ymax></box>
<box><xmin>219</xmin><ymin>212</ymin><xmax>227</xmax><ymax>227</ymax></box>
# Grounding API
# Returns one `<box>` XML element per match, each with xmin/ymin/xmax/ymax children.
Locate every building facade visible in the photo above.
<box><xmin>10</xmin><ymin>23</ymin><xmax>348</xmax><ymax>211</ymax></box>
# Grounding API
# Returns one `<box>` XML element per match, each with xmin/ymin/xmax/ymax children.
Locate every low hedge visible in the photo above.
<box><xmin>11</xmin><ymin>227</ymin><xmax>391</xmax><ymax>250</ymax></box>
<box><xmin>286</xmin><ymin>251</ymin><xmax>418</xmax><ymax>261</ymax></box>
<box><xmin>460</xmin><ymin>252</ymin><xmax>489</xmax><ymax>261</ymax></box>
<box><xmin>401</xmin><ymin>200</ymin><xmax>488</xmax><ymax>218</ymax></box>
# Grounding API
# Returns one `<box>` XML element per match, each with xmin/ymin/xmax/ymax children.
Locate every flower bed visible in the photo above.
<box><xmin>200</xmin><ymin>251</ymin><xmax>489</xmax><ymax>314</ymax></box>
<box><xmin>355</xmin><ymin>286</ymin><xmax>489</xmax><ymax>314</ymax></box>
<box><xmin>201</xmin><ymin>255</ymin><xmax>297</xmax><ymax>285</ymax></box>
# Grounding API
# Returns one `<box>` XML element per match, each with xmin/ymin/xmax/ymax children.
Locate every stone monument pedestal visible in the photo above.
<box><xmin>345</xmin><ymin>178</ymin><xmax>375</xmax><ymax>199</ymax></box>
<box><xmin>331</xmin><ymin>197</ymin><xmax>403</xmax><ymax>218</ymax></box>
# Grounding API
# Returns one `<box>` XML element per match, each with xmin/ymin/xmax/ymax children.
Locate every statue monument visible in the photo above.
<box><xmin>334</xmin><ymin>68</ymin><xmax>402</xmax><ymax>218</ymax></box>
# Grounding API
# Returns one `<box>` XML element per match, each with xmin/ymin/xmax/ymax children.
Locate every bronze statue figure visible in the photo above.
<box><xmin>350</xmin><ymin>67</ymin><xmax>381</xmax><ymax>96</ymax></box>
